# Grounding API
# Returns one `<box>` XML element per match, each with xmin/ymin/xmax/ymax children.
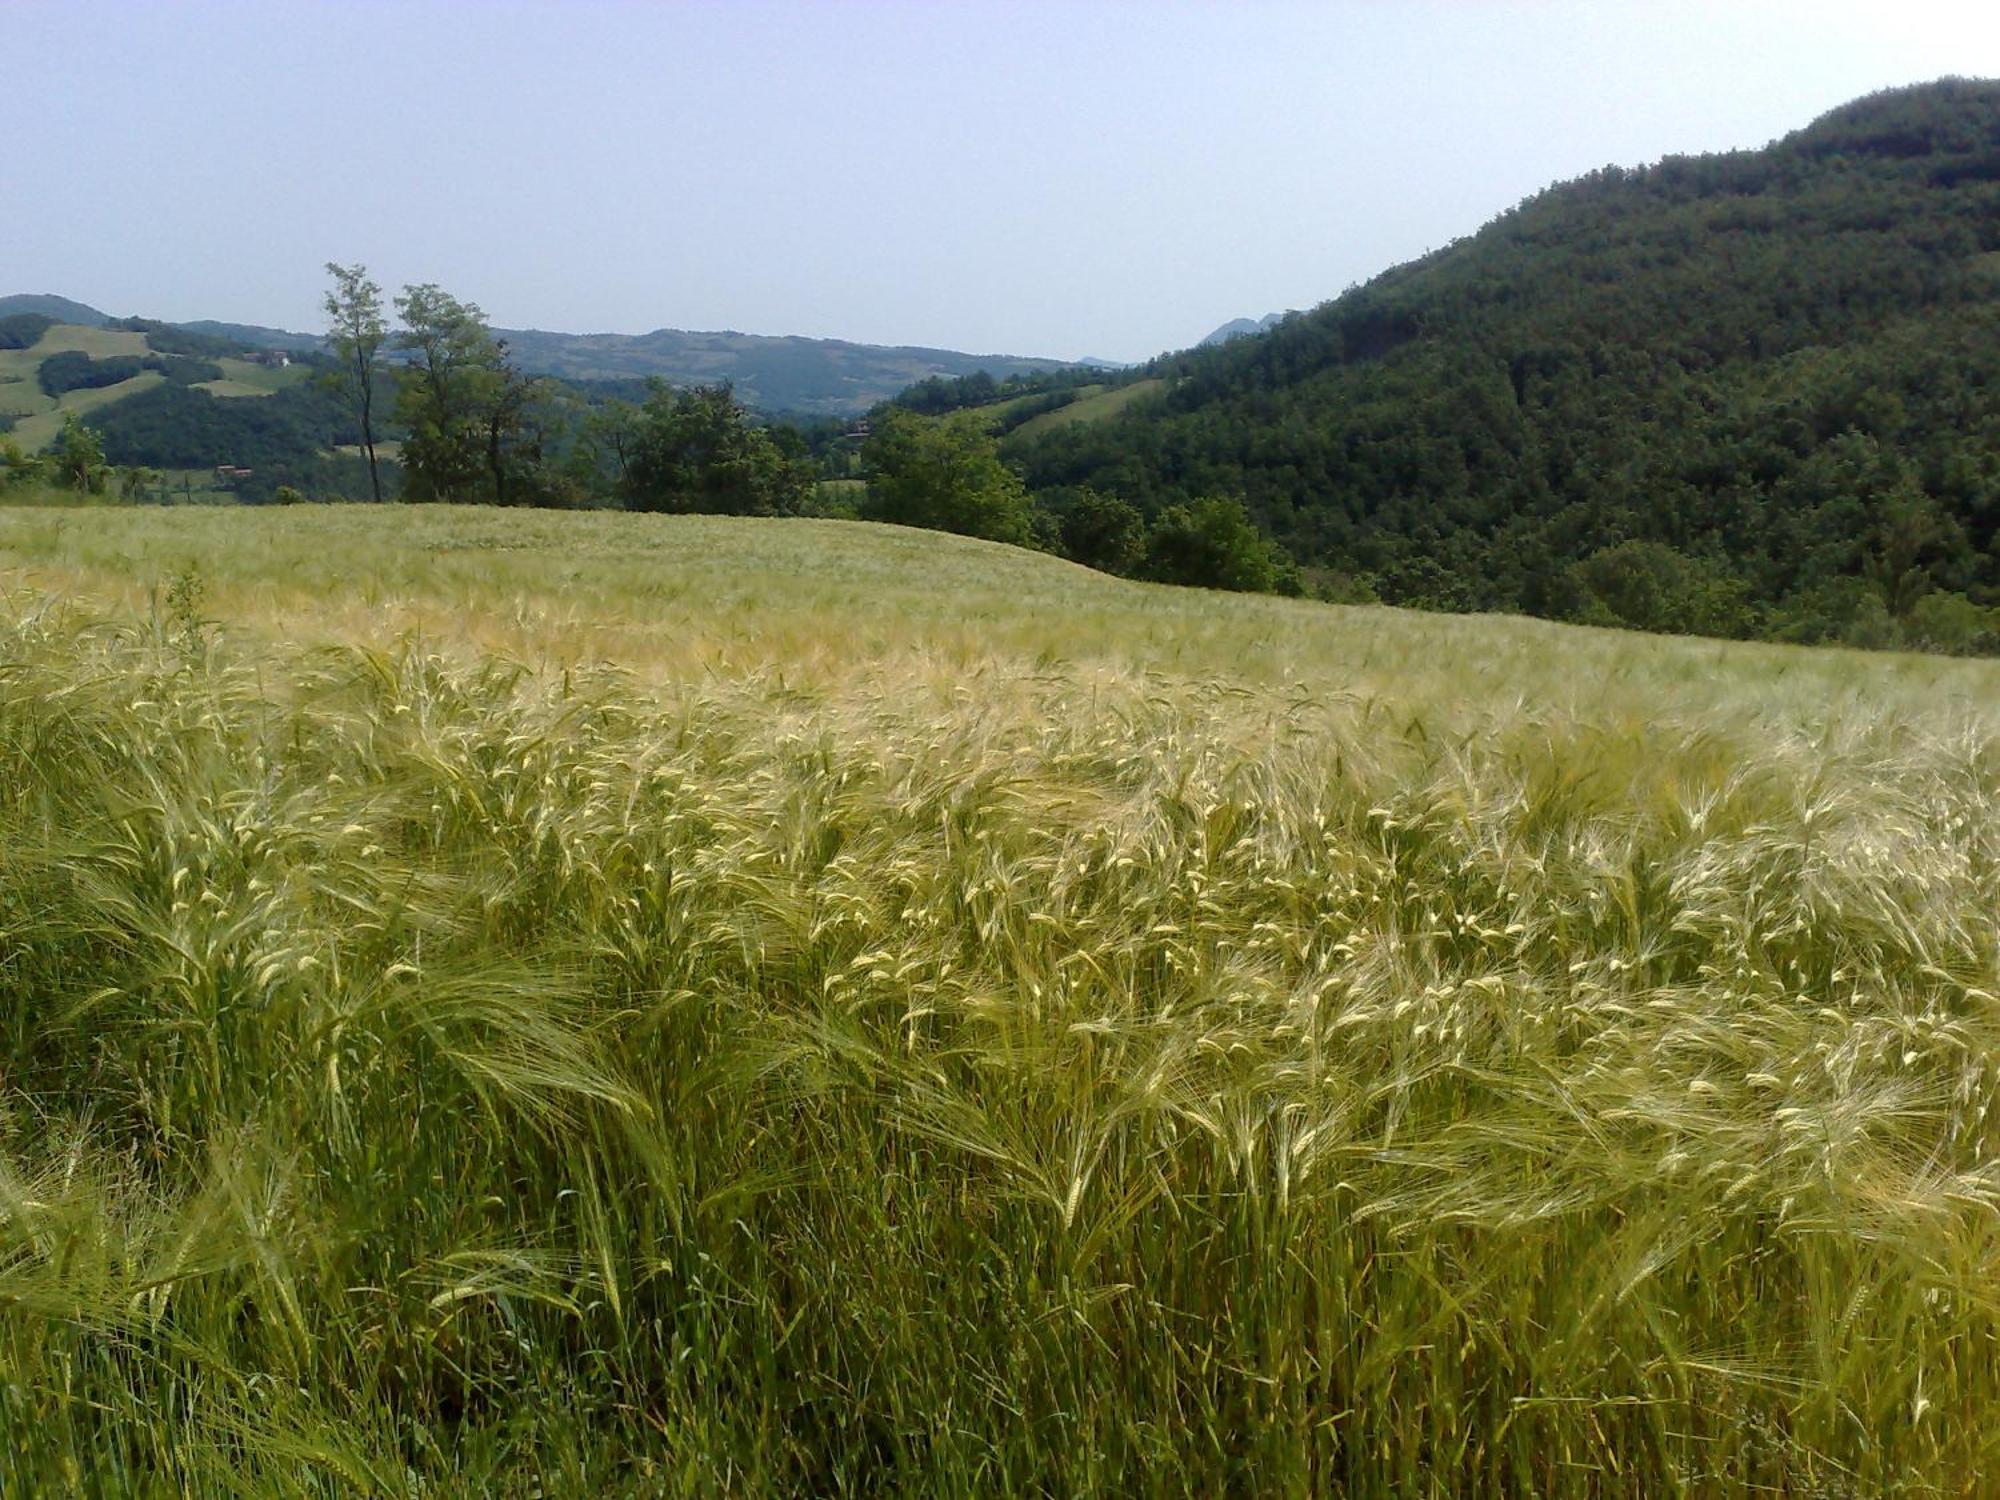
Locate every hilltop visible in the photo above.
<box><xmin>0</xmin><ymin>293</ymin><xmax>111</xmax><ymax>326</ymax></box>
<box><xmin>1010</xmin><ymin>78</ymin><xmax>2000</xmax><ymax>647</ymax></box>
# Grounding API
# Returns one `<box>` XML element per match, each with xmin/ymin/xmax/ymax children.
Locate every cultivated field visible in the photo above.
<box><xmin>1</xmin><ymin>506</ymin><xmax>1996</xmax><ymax>1495</ymax></box>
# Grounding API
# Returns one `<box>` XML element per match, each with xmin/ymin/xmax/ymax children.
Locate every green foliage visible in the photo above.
<box><xmin>621</xmin><ymin>382</ymin><xmax>812</xmax><ymax>515</ymax></box>
<box><xmin>106</xmin><ymin>317</ymin><xmax>244</xmax><ymax>359</ymax></box>
<box><xmin>891</xmin><ymin>365</ymin><xmax>1101</xmax><ymax>419</ymax></box>
<box><xmin>37</xmin><ymin>350</ymin><xmax>146</xmax><ymax>397</ymax></box>
<box><xmin>90</xmin><ymin>380</ymin><xmax>359</xmax><ymax>475</ymax></box>
<box><xmin>1056</xmin><ymin>487</ymin><xmax>1148</xmax><ymax>574</ymax></box>
<box><xmin>324</xmin><ymin>263</ymin><xmax>388</xmax><ymax>503</ymax></box>
<box><xmin>0</xmin><ymin>313</ymin><xmax>53</xmax><ymax>350</ymax></box>
<box><xmin>393</xmin><ymin>283</ymin><xmax>501</xmax><ymax>503</ymax></box>
<box><xmin>1143</xmin><ymin>495</ymin><xmax>1297</xmax><ymax>593</ymax></box>
<box><xmin>392</xmin><ymin>284</ymin><xmax>572</xmax><ymax>508</ymax></box>
<box><xmin>49</xmin><ymin>413</ymin><xmax>107</xmax><ymax>492</ymax></box>
<box><xmin>0</xmin><ymin>437</ymin><xmax>45</xmax><ymax>488</ymax></box>
<box><xmin>1904</xmin><ymin>588</ymin><xmax>2000</xmax><ymax>654</ymax></box>
<box><xmin>862</xmin><ymin>408</ymin><xmax>1038</xmax><ymax>545</ymax></box>
<box><xmin>37</xmin><ymin>350</ymin><xmax>223</xmax><ymax>397</ymax></box>
<box><xmin>1013</xmin><ymin>79</ymin><xmax>2000</xmax><ymax>649</ymax></box>
<box><xmin>1565</xmin><ymin>539</ymin><xmax>1755</xmax><ymax>636</ymax></box>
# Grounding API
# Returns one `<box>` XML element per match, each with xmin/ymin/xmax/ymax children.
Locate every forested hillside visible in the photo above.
<box><xmin>1010</xmin><ymin>79</ymin><xmax>2000</xmax><ymax>647</ymax></box>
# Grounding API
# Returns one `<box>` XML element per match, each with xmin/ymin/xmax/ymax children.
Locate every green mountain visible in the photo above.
<box><xmin>1010</xmin><ymin>79</ymin><xmax>2000</xmax><ymax>647</ymax></box>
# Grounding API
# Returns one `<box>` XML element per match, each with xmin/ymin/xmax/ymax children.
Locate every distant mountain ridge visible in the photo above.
<box><xmin>491</xmin><ymin>325</ymin><xmax>1077</xmax><ymax>416</ymax></box>
<box><xmin>1197</xmin><ymin>313</ymin><xmax>1286</xmax><ymax>347</ymax></box>
<box><xmin>0</xmin><ymin>295</ymin><xmax>1088</xmax><ymax>416</ymax></box>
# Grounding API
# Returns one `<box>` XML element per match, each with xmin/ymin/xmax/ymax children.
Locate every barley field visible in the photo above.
<box><xmin>2</xmin><ymin>506</ymin><xmax>1997</xmax><ymax>1495</ymax></box>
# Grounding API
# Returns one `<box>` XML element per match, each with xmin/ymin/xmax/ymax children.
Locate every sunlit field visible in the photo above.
<box><xmin>3</xmin><ymin>505</ymin><xmax>1997</xmax><ymax>1495</ymax></box>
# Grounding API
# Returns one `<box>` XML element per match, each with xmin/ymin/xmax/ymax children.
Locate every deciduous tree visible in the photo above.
<box><xmin>862</xmin><ymin>409</ymin><xmax>1036</xmax><ymax>545</ymax></box>
<box><xmin>323</xmin><ymin>262</ymin><xmax>387</xmax><ymax>502</ymax></box>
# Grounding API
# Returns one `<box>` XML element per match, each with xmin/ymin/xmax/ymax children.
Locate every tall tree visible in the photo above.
<box><xmin>323</xmin><ymin>262</ymin><xmax>387</xmax><ymax>502</ymax></box>
<box><xmin>393</xmin><ymin>283</ymin><xmax>501</xmax><ymax>503</ymax></box>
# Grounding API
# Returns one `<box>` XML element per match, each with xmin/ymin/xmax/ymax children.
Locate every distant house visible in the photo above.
<box><xmin>843</xmin><ymin>419</ymin><xmax>872</xmax><ymax>441</ymax></box>
<box><xmin>242</xmin><ymin>350</ymin><xmax>292</xmax><ymax>368</ymax></box>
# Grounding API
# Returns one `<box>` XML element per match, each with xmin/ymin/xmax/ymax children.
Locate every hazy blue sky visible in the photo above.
<box><xmin>8</xmin><ymin>1</ymin><xmax>1999</xmax><ymax>362</ymax></box>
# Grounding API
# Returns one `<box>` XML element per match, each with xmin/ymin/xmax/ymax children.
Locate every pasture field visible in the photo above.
<box><xmin>1006</xmin><ymin>377</ymin><xmax>1168</xmax><ymax>441</ymax></box>
<box><xmin>23</xmin><ymin>324</ymin><xmax>153</xmax><ymax>360</ymax></box>
<box><xmin>197</xmin><ymin>355</ymin><xmax>311</xmax><ymax>398</ymax></box>
<box><xmin>1</xmin><ymin>505</ymin><xmax>1997</xmax><ymax>1495</ymax></box>
<box><xmin>0</xmin><ymin>327</ymin><xmax>295</xmax><ymax>450</ymax></box>
<box><xmin>7</xmin><ymin>370</ymin><xmax>167</xmax><ymax>451</ymax></box>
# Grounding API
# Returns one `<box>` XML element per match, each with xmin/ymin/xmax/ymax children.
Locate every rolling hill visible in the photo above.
<box><xmin>1010</xmin><ymin>78</ymin><xmax>2000</xmax><ymax>646</ymax></box>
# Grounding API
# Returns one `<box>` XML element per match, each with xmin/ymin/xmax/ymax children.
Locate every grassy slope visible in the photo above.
<box><xmin>8</xmin><ymin>371</ymin><xmax>168</xmax><ymax>450</ymax></box>
<box><xmin>197</xmin><ymin>355</ymin><xmax>310</xmax><ymax>398</ymax></box>
<box><xmin>1</xmin><ymin>507</ymin><xmax>1997</xmax><ymax>1494</ymax></box>
<box><xmin>1005</xmin><ymin>377</ymin><xmax>1168</xmax><ymax>442</ymax></box>
<box><xmin>0</xmin><ymin>326</ymin><xmax>287</xmax><ymax>448</ymax></box>
<box><xmin>4</xmin><ymin>504</ymin><xmax>1992</xmax><ymax>714</ymax></box>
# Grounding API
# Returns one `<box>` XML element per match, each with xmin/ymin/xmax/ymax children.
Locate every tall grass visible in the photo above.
<box><xmin>1</xmin><ymin>510</ymin><xmax>1997</xmax><ymax>1494</ymax></box>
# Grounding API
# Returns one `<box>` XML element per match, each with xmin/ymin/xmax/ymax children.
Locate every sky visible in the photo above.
<box><xmin>7</xmin><ymin>0</ymin><xmax>2000</xmax><ymax>363</ymax></box>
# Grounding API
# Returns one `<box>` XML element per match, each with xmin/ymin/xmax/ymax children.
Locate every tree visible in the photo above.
<box><xmin>50</xmin><ymin>414</ymin><xmax>108</xmax><ymax>493</ymax></box>
<box><xmin>1057</xmin><ymin>488</ymin><xmax>1147</xmax><ymax>574</ymax></box>
<box><xmin>566</xmin><ymin>398</ymin><xmax>641</xmax><ymax>499</ymax></box>
<box><xmin>1142</xmin><ymin>496</ymin><xmax>1295</xmax><ymax>592</ymax></box>
<box><xmin>393</xmin><ymin>283</ymin><xmax>502</xmax><ymax>503</ymax></box>
<box><xmin>621</xmin><ymin>382</ymin><xmax>812</xmax><ymax>515</ymax></box>
<box><xmin>478</xmin><ymin>345</ymin><xmax>545</xmax><ymax>508</ymax></box>
<box><xmin>1865</xmin><ymin>478</ymin><xmax>1952</xmax><ymax>619</ymax></box>
<box><xmin>861</xmin><ymin>409</ymin><xmax>1037</xmax><ymax>545</ymax></box>
<box><xmin>323</xmin><ymin>262</ymin><xmax>387</xmax><ymax>503</ymax></box>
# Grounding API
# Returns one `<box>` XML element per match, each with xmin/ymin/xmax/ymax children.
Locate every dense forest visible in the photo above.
<box><xmin>1003</xmin><ymin>79</ymin><xmax>2000</xmax><ymax>649</ymax></box>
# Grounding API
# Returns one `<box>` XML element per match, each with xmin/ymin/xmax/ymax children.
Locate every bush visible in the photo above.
<box><xmin>1143</xmin><ymin>495</ymin><xmax>1298</xmax><ymax>593</ymax></box>
<box><xmin>49</xmin><ymin>415</ymin><xmax>108</xmax><ymax>493</ymax></box>
<box><xmin>1903</xmin><ymin>590</ymin><xmax>2000</xmax><ymax>654</ymax></box>
<box><xmin>1057</xmin><ymin>488</ymin><xmax>1146</xmax><ymax>574</ymax></box>
<box><xmin>1567</xmin><ymin>540</ymin><xmax>1755</xmax><ymax>637</ymax></box>
<box><xmin>862</xmin><ymin>408</ymin><xmax>1038</xmax><ymax>545</ymax></box>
